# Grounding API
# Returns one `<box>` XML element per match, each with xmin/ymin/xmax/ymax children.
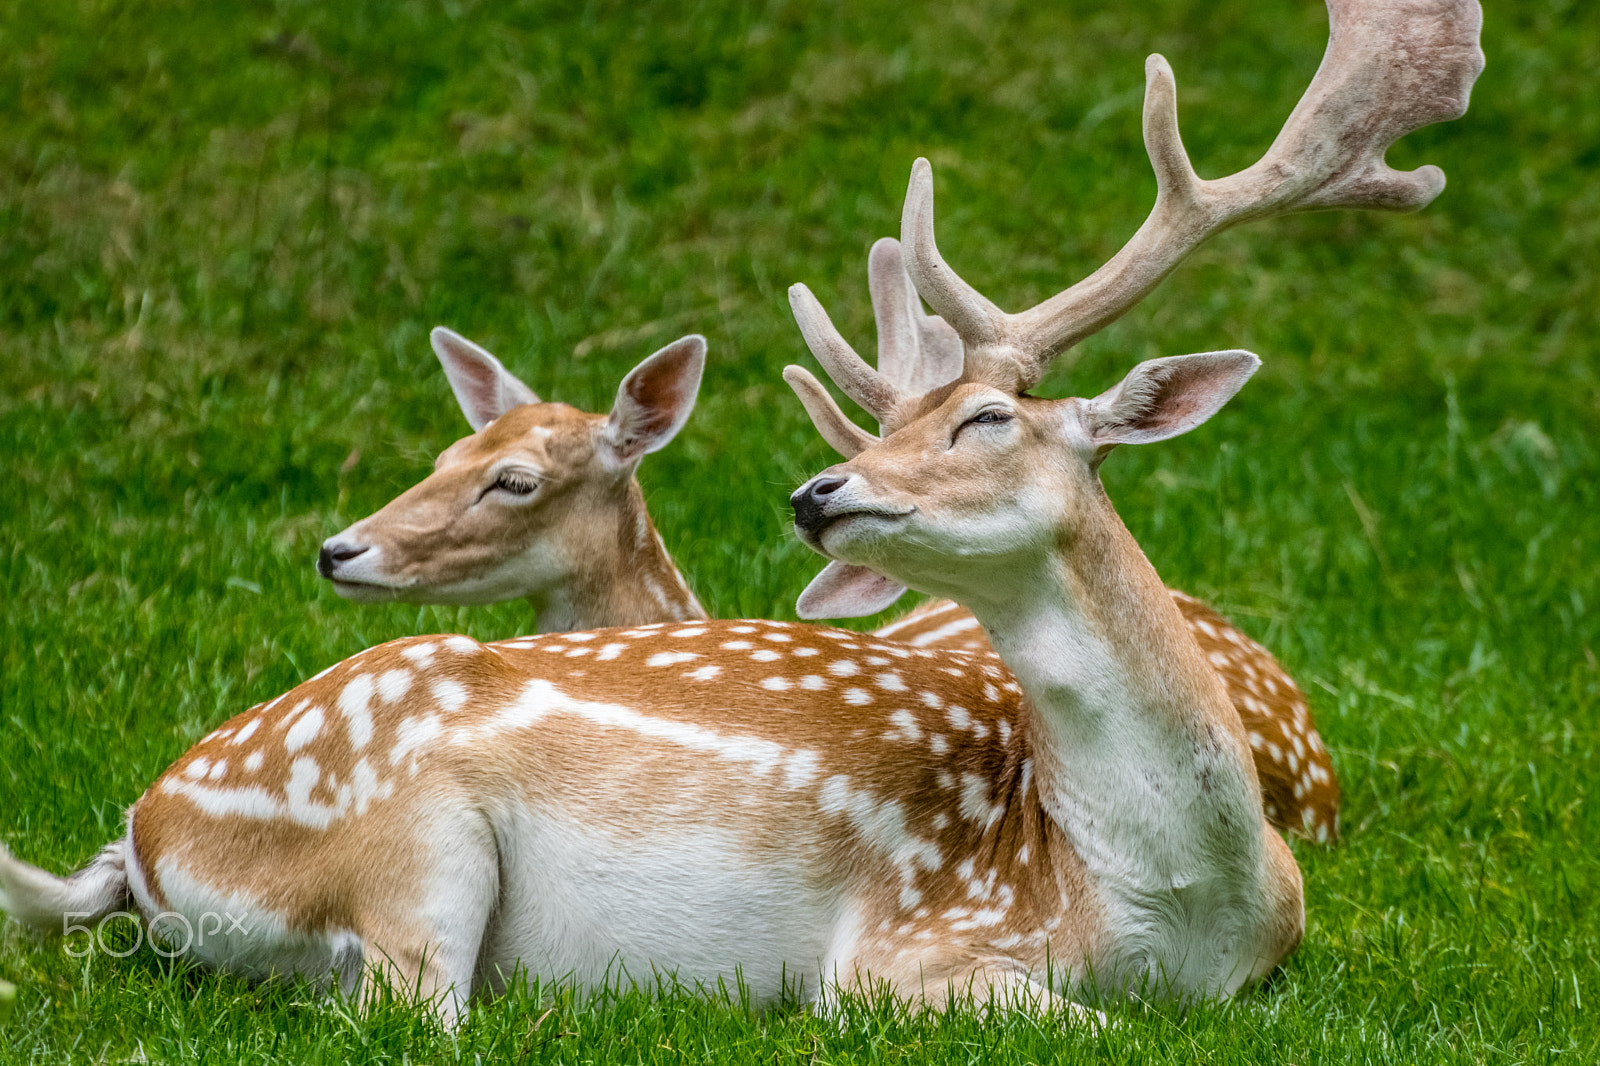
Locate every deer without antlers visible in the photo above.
<box><xmin>317</xmin><ymin>327</ymin><xmax>708</xmax><ymax>632</ymax></box>
<box><xmin>0</xmin><ymin>0</ymin><xmax>1480</xmax><ymax>1025</ymax></box>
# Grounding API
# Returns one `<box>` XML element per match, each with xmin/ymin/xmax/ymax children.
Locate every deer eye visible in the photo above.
<box><xmin>957</xmin><ymin>408</ymin><xmax>1014</xmax><ymax>438</ymax></box>
<box><xmin>492</xmin><ymin>471</ymin><xmax>541</xmax><ymax>496</ymax></box>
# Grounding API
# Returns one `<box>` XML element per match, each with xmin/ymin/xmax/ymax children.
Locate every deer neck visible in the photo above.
<box><xmin>526</xmin><ymin>482</ymin><xmax>706</xmax><ymax>633</ymax></box>
<box><xmin>961</xmin><ymin>486</ymin><xmax>1265</xmax><ymax>893</ymax></box>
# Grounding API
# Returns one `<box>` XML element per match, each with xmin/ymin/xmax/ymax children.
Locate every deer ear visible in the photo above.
<box><xmin>601</xmin><ymin>335</ymin><xmax>706</xmax><ymax>467</ymax></box>
<box><xmin>431</xmin><ymin>327</ymin><xmax>541</xmax><ymax>431</ymax></box>
<box><xmin>1086</xmin><ymin>350</ymin><xmax>1260</xmax><ymax>449</ymax></box>
<box><xmin>796</xmin><ymin>561</ymin><xmax>908</xmax><ymax>620</ymax></box>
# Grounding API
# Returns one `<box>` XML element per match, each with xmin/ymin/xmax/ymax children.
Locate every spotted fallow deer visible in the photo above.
<box><xmin>831</xmin><ymin>238</ymin><xmax>1342</xmax><ymax>841</ymax></box>
<box><xmin>326</xmin><ymin>312</ymin><xmax>1337</xmax><ymax>840</ymax></box>
<box><xmin>317</xmin><ymin>327</ymin><xmax>708</xmax><ymax>631</ymax></box>
<box><xmin>0</xmin><ymin>0</ymin><xmax>1480</xmax><ymax>1027</ymax></box>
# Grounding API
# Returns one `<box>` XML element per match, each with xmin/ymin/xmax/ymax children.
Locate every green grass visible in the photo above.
<box><xmin>1</xmin><ymin>0</ymin><xmax>1596</xmax><ymax>1060</ymax></box>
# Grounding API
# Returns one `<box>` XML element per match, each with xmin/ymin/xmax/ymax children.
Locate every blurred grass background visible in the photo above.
<box><xmin>0</xmin><ymin>0</ymin><xmax>1596</xmax><ymax>1060</ymax></box>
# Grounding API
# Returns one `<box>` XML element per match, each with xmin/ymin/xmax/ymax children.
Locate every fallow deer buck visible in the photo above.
<box><xmin>820</xmin><ymin>237</ymin><xmax>1342</xmax><ymax>841</ymax></box>
<box><xmin>328</xmin><ymin>312</ymin><xmax>1339</xmax><ymax>840</ymax></box>
<box><xmin>317</xmin><ymin>327</ymin><xmax>708</xmax><ymax>631</ymax></box>
<box><xmin>778</xmin><ymin>0</ymin><xmax>1478</xmax><ymax>1000</ymax></box>
<box><xmin>0</xmin><ymin>0</ymin><xmax>1480</xmax><ymax>1025</ymax></box>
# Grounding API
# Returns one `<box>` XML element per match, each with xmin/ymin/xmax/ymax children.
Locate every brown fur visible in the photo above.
<box><xmin>132</xmin><ymin>624</ymin><xmax>1110</xmax><ymax>989</ymax></box>
<box><xmin>334</xmin><ymin>402</ymin><xmax>704</xmax><ymax>628</ymax></box>
<box><xmin>875</xmin><ymin>592</ymin><xmax>1340</xmax><ymax>842</ymax></box>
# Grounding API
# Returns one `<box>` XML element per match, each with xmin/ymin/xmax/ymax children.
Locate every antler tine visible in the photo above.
<box><xmin>868</xmin><ymin>237</ymin><xmax>921</xmax><ymax>398</ymax></box>
<box><xmin>782</xmin><ymin>365</ymin><xmax>879</xmax><ymax>458</ymax></box>
<box><xmin>970</xmin><ymin>0</ymin><xmax>1482</xmax><ymax>388</ymax></box>
<box><xmin>868</xmin><ymin>237</ymin><xmax>964</xmax><ymax>405</ymax></box>
<box><xmin>788</xmin><ymin>283</ymin><xmax>904</xmax><ymax>423</ymax></box>
<box><xmin>900</xmin><ymin>159</ymin><xmax>1009</xmax><ymax>356</ymax></box>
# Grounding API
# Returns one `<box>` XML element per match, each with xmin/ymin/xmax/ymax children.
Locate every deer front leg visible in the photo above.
<box><xmin>818</xmin><ymin>929</ymin><xmax>1105</xmax><ymax>1027</ymax></box>
<box><xmin>945</xmin><ymin>965</ymin><xmax>1107</xmax><ymax>1028</ymax></box>
<box><xmin>347</xmin><ymin>815</ymin><xmax>500</xmax><ymax>1028</ymax></box>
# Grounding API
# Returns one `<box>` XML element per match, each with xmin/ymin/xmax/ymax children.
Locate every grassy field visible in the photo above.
<box><xmin>1</xmin><ymin>0</ymin><xmax>1596</xmax><ymax>1060</ymax></box>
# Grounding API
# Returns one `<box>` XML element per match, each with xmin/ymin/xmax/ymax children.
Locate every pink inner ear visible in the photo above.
<box><xmin>796</xmin><ymin>561</ymin><xmax>907</xmax><ymax>620</ymax></box>
<box><xmin>1093</xmin><ymin>350</ymin><xmax>1259</xmax><ymax>446</ymax></box>
<box><xmin>432</xmin><ymin>327</ymin><xmax>539</xmax><ymax>431</ymax></box>
<box><xmin>623</xmin><ymin>371</ymin><xmax>688</xmax><ymax>436</ymax></box>
<box><xmin>607</xmin><ymin>336</ymin><xmax>706</xmax><ymax>461</ymax></box>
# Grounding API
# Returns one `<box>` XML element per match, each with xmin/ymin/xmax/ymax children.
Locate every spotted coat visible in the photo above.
<box><xmin>872</xmin><ymin>591</ymin><xmax>1339</xmax><ymax>843</ymax></box>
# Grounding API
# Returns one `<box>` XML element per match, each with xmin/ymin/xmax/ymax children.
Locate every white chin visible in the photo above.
<box><xmin>820</xmin><ymin>513</ymin><xmax>904</xmax><ymax>558</ymax></box>
<box><xmin>329</xmin><ymin>579</ymin><xmax>403</xmax><ymax>603</ymax></box>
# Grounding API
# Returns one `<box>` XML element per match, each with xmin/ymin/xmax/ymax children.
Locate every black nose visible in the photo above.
<box><xmin>791</xmin><ymin>476</ymin><xmax>848</xmax><ymax>540</ymax></box>
<box><xmin>317</xmin><ymin>542</ymin><xmax>369</xmax><ymax>578</ymax></box>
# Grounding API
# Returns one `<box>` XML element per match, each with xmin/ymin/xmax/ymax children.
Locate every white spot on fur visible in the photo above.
<box><xmin>783</xmin><ymin>750</ymin><xmax>821</xmax><ymax>789</ymax></box>
<box><xmin>800</xmin><ymin>675</ymin><xmax>826</xmax><ymax>691</ymax></box>
<box><xmin>958</xmin><ymin>773</ymin><xmax>1004</xmax><ymax>829</ymax></box>
<box><xmin>377</xmin><ymin>669</ymin><xmax>412</xmax><ymax>704</ymax></box>
<box><xmin>828</xmin><ymin>660</ymin><xmax>859</xmax><ymax>677</ymax></box>
<box><xmin>431</xmin><ymin>679</ymin><xmax>468</xmax><ymax>713</ymax></box>
<box><xmin>907</xmin><ymin>615</ymin><xmax>982</xmax><ymax>647</ymax></box>
<box><xmin>750</xmin><ymin>650</ymin><xmax>781</xmax><ymax>663</ymax></box>
<box><xmin>684</xmin><ymin>665</ymin><xmax>722</xmax><ymax>681</ymax></box>
<box><xmin>284</xmin><ymin>707</ymin><xmax>325</xmax><ymax>753</ymax></box>
<box><xmin>721</xmin><ymin>641</ymin><xmax>754</xmax><ymax>651</ymax></box>
<box><xmin>339</xmin><ymin>675</ymin><xmax>376</xmax><ymax>751</ymax></box>
<box><xmin>444</xmin><ymin>636</ymin><xmax>480</xmax><ymax>654</ymax></box>
<box><xmin>816</xmin><ymin>774</ymin><xmax>941</xmax><ymax>905</ymax></box>
<box><xmin>596</xmin><ymin>643</ymin><xmax>628</xmax><ymax>662</ymax></box>
<box><xmin>244</xmin><ymin>751</ymin><xmax>264</xmax><ymax>772</ymax></box>
<box><xmin>476</xmin><ymin>679</ymin><xmax>793</xmax><ymax>781</ymax></box>
<box><xmin>647</xmin><ymin>651</ymin><xmax>700</xmax><ymax>667</ymax></box>
<box><xmin>402</xmin><ymin>643</ymin><xmax>437</xmax><ymax>667</ymax></box>
<box><xmin>761</xmin><ymin>677</ymin><xmax>793</xmax><ymax>691</ymax></box>
<box><xmin>843</xmin><ymin>688</ymin><xmax>873</xmax><ymax>706</ymax></box>
<box><xmin>230</xmin><ymin>718</ymin><xmax>262</xmax><ymax>746</ymax></box>
<box><xmin>887</xmin><ymin>709</ymin><xmax>922</xmax><ymax>742</ymax></box>
<box><xmin>391</xmin><ymin>714</ymin><xmax>442</xmax><ymax>767</ymax></box>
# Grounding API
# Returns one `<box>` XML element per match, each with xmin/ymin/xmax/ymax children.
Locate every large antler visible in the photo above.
<box><xmin>802</xmin><ymin>0</ymin><xmax>1483</xmax><ymax>410</ymax></box>
<box><xmin>784</xmin><ymin>238</ymin><xmax>966</xmax><ymax>456</ymax></box>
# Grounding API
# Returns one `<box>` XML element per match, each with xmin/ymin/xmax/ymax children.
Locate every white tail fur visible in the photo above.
<box><xmin>0</xmin><ymin>839</ymin><xmax>130</xmax><ymax>934</ymax></box>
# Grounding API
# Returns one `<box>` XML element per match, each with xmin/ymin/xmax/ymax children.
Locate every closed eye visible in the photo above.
<box><xmin>490</xmin><ymin>471</ymin><xmax>541</xmax><ymax>497</ymax></box>
<box><xmin>953</xmin><ymin>407</ymin><xmax>1014</xmax><ymax>444</ymax></box>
